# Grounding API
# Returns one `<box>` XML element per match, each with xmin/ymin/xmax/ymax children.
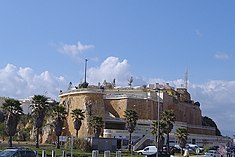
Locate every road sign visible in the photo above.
<box><xmin>59</xmin><ymin>136</ymin><xmax>67</xmax><ymax>142</ymax></box>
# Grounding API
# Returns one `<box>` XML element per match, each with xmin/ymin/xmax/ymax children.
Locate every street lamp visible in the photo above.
<box><xmin>156</xmin><ymin>89</ymin><xmax>160</xmax><ymax>157</ymax></box>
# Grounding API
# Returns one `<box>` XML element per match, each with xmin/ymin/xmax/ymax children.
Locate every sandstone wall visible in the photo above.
<box><xmin>60</xmin><ymin>92</ymin><xmax>105</xmax><ymax>138</ymax></box>
<box><xmin>163</xmin><ymin>93</ymin><xmax>202</xmax><ymax>126</ymax></box>
<box><xmin>104</xmin><ymin>99</ymin><xmax>127</xmax><ymax>118</ymax></box>
<box><xmin>187</xmin><ymin>126</ymin><xmax>215</xmax><ymax>135</ymax></box>
<box><xmin>105</xmin><ymin>98</ymin><xmax>162</xmax><ymax>120</ymax></box>
<box><xmin>126</xmin><ymin>99</ymin><xmax>159</xmax><ymax>120</ymax></box>
<box><xmin>58</xmin><ymin>88</ymin><xmax>209</xmax><ymax>139</ymax></box>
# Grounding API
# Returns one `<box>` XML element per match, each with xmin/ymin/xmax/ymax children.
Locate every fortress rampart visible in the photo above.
<box><xmin>58</xmin><ymin>85</ymin><xmax>215</xmax><ymax>140</ymax></box>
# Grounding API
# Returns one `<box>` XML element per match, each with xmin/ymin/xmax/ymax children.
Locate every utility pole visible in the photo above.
<box><xmin>156</xmin><ymin>89</ymin><xmax>160</xmax><ymax>157</ymax></box>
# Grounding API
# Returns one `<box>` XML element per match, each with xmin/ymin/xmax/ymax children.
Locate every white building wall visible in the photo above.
<box><xmin>103</xmin><ymin>120</ymin><xmax>232</xmax><ymax>148</ymax></box>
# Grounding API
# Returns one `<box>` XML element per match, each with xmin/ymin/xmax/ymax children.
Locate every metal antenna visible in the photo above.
<box><xmin>84</xmin><ymin>59</ymin><xmax>88</xmax><ymax>83</ymax></box>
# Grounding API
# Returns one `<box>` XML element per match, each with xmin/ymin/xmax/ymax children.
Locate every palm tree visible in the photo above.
<box><xmin>89</xmin><ymin>115</ymin><xmax>104</xmax><ymax>138</ymax></box>
<box><xmin>0</xmin><ymin>122</ymin><xmax>6</xmax><ymax>141</ymax></box>
<box><xmin>2</xmin><ymin>98</ymin><xmax>23</xmax><ymax>147</ymax></box>
<box><xmin>52</xmin><ymin>104</ymin><xmax>67</xmax><ymax>149</ymax></box>
<box><xmin>161</xmin><ymin>109</ymin><xmax>175</xmax><ymax>153</ymax></box>
<box><xmin>176</xmin><ymin>128</ymin><xmax>188</xmax><ymax>155</ymax></box>
<box><xmin>0</xmin><ymin>111</ymin><xmax>6</xmax><ymax>141</ymax></box>
<box><xmin>30</xmin><ymin>95</ymin><xmax>49</xmax><ymax>148</ymax></box>
<box><xmin>151</xmin><ymin>120</ymin><xmax>167</xmax><ymax>151</ymax></box>
<box><xmin>123</xmin><ymin>109</ymin><xmax>138</xmax><ymax>152</ymax></box>
<box><xmin>71</xmin><ymin>109</ymin><xmax>85</xmax><ymax>138</ymax></box>
<box><xmin>0</xmin><ymin>110</ymin><xmax>4</xmax><ymax>122</ymax></box>
<box><xmin>17</xmin><ymin>114</ymin><xmax>31</xmax><ymax>141</ymax></box>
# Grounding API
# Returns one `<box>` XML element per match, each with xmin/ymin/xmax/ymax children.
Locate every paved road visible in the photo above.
<box><xmin>143</xmin><ymin>155</ymin><xmax>205</xmax><ymax>157</ymax></box>
<box><xmin>173</xmin><ymin>155</ymin><xmax>205</xmax><ymax>157</ymax></box>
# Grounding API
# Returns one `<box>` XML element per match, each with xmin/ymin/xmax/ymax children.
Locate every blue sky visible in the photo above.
<box><xmin>0</xmin><ymin>1</ymin><xmax>235</xmax><ymax>135</ymax></box>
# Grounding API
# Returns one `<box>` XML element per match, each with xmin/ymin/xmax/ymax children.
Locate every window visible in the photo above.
<box><xmin>25</xmin><ymin>151</ymin><xmax>36</xmax><ymax>157</ymax></box>
<box><xmin>13</xmin><ymin>151</ymin><xmax>21</xmax><ymax>157</ymax></box>
<box><xmin>192</xmin><ymin>139</ymin><xmax>196</xmax><ymax>144</ymax></box>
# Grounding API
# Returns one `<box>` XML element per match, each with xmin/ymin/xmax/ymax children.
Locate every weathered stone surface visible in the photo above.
<box><xmin>56</xmin><ymin>87</ymin><xmax>214</xmax><ymax>141</ymax></box>
<box><xmin>105</xmin><ymin>98</ymin><xmax>161</xmax><ymax>120</ymax></box>
<box><xmin>60</xmin><ymin>92</ymin><xmax>105</xmax><ymax>138</ymax></box>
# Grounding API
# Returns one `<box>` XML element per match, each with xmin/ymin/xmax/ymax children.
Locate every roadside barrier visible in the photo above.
<box><xmin>42</xmin><ymin>150</ymin><xmax>46</xmax><ymax>157</ymax></box>
<box><xmin>104</xmin><ymin>150</ymin><xmax>110</xmax><ymax>157</ymax></box>
<box><xmin>51</xmin><ymin>150</ymin><xmax>56</xmax><ymax>157</ymax></box>
<box><xmin>62</xmin><ymin>150</ymin><xmax>66</xmax><ymax>157</ymax></box>
<box><xmin>116</xmin><ymin>150</ymin><xmax>121</xmax><ymax>157</ymax></box>
<box><xmin>92</xmin><ymin>150</ymin><xmax>99</xmax><ymax>157</ymax></box>
<box><xmin>40</xmin><ymin>149</ymin><xmax>121</xmax><ymax>157</ymax></box>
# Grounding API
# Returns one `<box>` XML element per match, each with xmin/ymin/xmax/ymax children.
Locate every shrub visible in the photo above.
<box><xmin>73</xmin><ymin>138</ymin><xmax>91</xmax><ymax>152</ymax></box>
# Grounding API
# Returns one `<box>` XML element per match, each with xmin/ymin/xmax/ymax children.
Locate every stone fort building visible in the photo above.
<box><xmin>57</xmin><ymin>82</ymin><xmax>230</xmax><ymax>149</ymax></box>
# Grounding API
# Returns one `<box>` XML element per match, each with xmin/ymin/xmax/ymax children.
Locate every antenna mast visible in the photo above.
<box><xmin>84</xmin><ymin>59</ymin><xmax>88</xmax><ymax>83</ymax></box>
<box><xmin>79</xmin><ymin>59</ymin><xmax>89</xmax><ymax>88</ymax></box>
<box><xmin>185</xmin><ymin>67</ymin><xmax>188</xmax><ymax>90</ymax></box>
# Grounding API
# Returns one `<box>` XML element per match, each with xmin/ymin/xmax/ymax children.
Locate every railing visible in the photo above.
<box><xmin>187</xmin><ymin>124</ymin><xmax>216</xmax><ymax>131</ymax></box>
<box><xmin>59</xmin><ymin>88</ymin><xmax>103</xmax><ymax>96</ymax></box>
<box><xmin>104</xmin><ymin>129</ymin><xmax>147</xmax><ymax>135</ymax></box>
<box><xmin>133</xmin><ymin>134</ymin><xmax>154</xmax><ymax>151</ymax></box>
<box><xmin>40</xmin><ymin>150</ymin><xmax>122</xmax><ymax>157</ymax></box>
<box><xmin>104</xmin><ymin>93</ymin><xmax>148</xmax><ymax>99</ymax></box>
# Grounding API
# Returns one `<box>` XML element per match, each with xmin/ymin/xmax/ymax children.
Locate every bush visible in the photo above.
<box><xmin>67</xmin><ymin>138</ymin><xmax>92</xmax><ymax>152</ymax></box>
<box><xmin>204</xmin><ymin>145</ymin><xmax>211</xmax><ymax>152</ymax></box>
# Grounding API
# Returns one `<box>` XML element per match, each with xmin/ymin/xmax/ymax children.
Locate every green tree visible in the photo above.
<box><xmin>176</xmin><ymin>128</ymin><xmax>188</xmax><ymax>155</ymax></box>
<box><xmin>52</xmin><ymin>104</ymin><xmax>67</xmax><ymax>149</ymax></box>
<box><xmin>0</xmin><ymin>111</ymin><xmax>5</xmax><ymax>141</ymax></box>
<box><xmin>0</xmin><ymin>122</ymin><xmax>6</xmax><ymax>141</ymax></box>
<box><xmin>30</xmin><ymin>95</ymin><xmax>49</xmax><ymax>148</ymax></box>
<box><xmin>151</xmin><ymin>120</ymin><xmax>166</xmax><ymax>151</ymax></box>
<box><xmin>0</xmin><ymin>110</ymin><xmax>5</xmax><ymax>122</ymax></box>
<box><xmin>202</xmin><ymin>116</ymin><xmax>221</xmax><ymax>136</ymax></box>
<box><xmin>2</xmin><ymin>98</ymin><xmax>23</xmax><ymax>147</ymax></box>
<box><xmin>17</xmin><ymin>114</ymin><xmax>32</xmax><ymax>141</ymax></box>
<box><xmin>89</xmin><ymin>115</ymin><xmax>104</xmax><ymax>138</ymax></box>
<box><xmin>71</xmin><ymin>109</ymin><xmax>85</xmax><ymax>138</ymax></box>
<box><xmin>161</xmin><ymin>109</ymin><xmax>175</xmax><ymax>153</ymax></box>
<box><xmin>123</xmin><ymin>109</ymin><xmax>138</xmax><ymax>152</ymax></box>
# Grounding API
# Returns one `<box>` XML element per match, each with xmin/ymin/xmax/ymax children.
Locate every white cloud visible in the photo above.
<box><xmin>1</xmin><ymin>58</ymin><xmax>235</xmax><ymax>135</ymax></box>
<box><xmin>87</xmin><ymin>56</ymin><xmax>132</xmax><ymax>86</ymax></box>
<box><xmin>0</xmin><ymin>64</ymin><xmax>67</xmax><ymax>100</ymax></box>
<box><xmin>214</xmin><ymin>52</ymin><xmax>230</xmax><ymax>60</ymax></box>
<box><xmin>148</xmin><ymin>78</ymin><xmax>186</xmax><ymax>88</ymax></box>
<box><xmin>86</xmin><ymin>57</ymin><xmax>235</xmax><ymax>134</ymax></box>
<box><xmin>187</xmin><ymin>80</ymin><xmax>235</xmax><ymax>134</ymax></box>
<box><xmin>59</xmin><ymin>41</ymin><xmax>94</xmax><ymax>56</ymax></box>
<box><xmin>148</xmin><ymin>78</ymin><xmax>235</xmax><ymax>134</ymax></box>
